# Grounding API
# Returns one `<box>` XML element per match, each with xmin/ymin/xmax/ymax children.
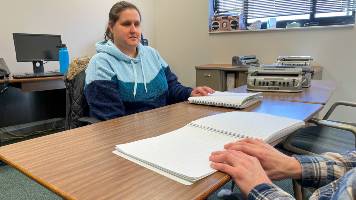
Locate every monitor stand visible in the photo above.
<box><xmin>32</xmin><ymin>60</ymin><xmax>44</xmax><ymax>74</ymax></box>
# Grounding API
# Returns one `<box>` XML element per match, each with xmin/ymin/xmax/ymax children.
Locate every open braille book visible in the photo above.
<box><xmin>188</xmin><ymin>91</ymin><xmax>263</xmax><ymax>109</ymax></box>
<box><xmin>113</xmin><ymin>111</ymin><xmax>304</xmax><ymax>185</ymax></box>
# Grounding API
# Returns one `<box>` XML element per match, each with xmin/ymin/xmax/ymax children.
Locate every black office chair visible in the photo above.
<box><xmin>64</xmin><ymin>57</ymin><xmax>100</xmax><ymax>130</ymax></box>
<box><xmin>283</xmin><ymin>101</ymin><xmax>356</xmax><ymax>155</ymax></box>
<box><xmin>281</xmin><ymin>101</ymin><xmax>356</xmax><ymax>200</ymax></box>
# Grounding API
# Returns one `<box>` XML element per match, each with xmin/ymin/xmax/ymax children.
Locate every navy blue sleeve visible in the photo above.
<box><xmin>164</xmin><ymin>66</ymin><xmax>193</xmax><ymax>104</ymax></box>
<box><xmin>84</xmin><ymin>80</ymin><xmax>126</xmax><ymax>120</ymax></box>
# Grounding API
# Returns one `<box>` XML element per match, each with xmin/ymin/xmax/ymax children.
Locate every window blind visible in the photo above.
<box><xmin>214</xmin><ymin>0</ymin><xmax>356</xmax><ymax>18</ymax></box>
<box><xmin>214</xmin><ymin>0</ymin><xmax>244</xmax><ymax>15</ymax></box>
<box><xmin>247</xmin><ymin>0</ymin><xmax>313</xmax><ymax>19</ymax></box>
<box><xmin>316</xmin><ymin>0</ymin><xmax>356</xmax><ymax>14</ymax></box>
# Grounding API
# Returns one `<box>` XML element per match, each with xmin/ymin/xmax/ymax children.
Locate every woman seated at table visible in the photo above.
<box><xmin>85</xmin><ymin>1</ymin><xmax>213</xmax><ymax>120</ymax></box>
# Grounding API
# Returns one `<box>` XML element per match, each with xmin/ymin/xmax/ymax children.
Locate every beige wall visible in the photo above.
<box><xmin>1</xmin><ymin>0</ymin><xmax>355</xmax><ymax>120</ymax></box>
<box><xmin>0</xmin><ymin>0</ymin><xmax>156</xmax><ymax>74</ymax></box>
<box><xmin>155</xmin><ymin>0</ymin><xmax>356</xmax><ymax>120</ymax></box>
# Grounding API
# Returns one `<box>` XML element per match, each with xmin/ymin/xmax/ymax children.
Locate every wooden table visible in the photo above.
<box><xmin>0</xmin><ymin>76</ymin><xmax>65</xmax><ymax>92</ymax></box>
<box><xmin>230</xmin><ymin>80</ymin><xmax>336</xmax><ymax>105</ymax></box>
<box><xmin>0</xmin><ymin>100</ymin><xmax>322</xmax><ymax>200</ymax></box>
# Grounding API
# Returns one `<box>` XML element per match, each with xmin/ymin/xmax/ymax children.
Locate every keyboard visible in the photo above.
<box><xmin>12</xmin><ymin>72</ymin><xmax>63</xmax><ymax>79</ymax></box>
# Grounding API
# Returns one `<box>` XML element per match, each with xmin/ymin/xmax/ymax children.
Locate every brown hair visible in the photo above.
<box><xmin>104</xmin><ymin>1</ymin><xmax>141</xmax><ymax>41</ymax></box>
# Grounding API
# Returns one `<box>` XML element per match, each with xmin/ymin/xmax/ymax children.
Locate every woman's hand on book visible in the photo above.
<box><xmin>224</xmin><ymin>139</ymin><xmax>302</xmax><ymax>180</ymax></box>
<box><xmin>191</xmin><ymin>86</ymin><xmax>215</xmax><ymax>96</ymax></box>
<box><xmin>209</xmin><ymin>150</ymin><xmax>272</xmax><ymax>197</ymax></box>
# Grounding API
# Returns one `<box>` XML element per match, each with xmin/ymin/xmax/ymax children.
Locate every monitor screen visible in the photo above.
<box><xmin>13</xmin><ymin>33</ymin><xmax>62</xmax><ymax>62</ymax></box>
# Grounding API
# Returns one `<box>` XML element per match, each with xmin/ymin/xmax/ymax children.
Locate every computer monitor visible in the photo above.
<box><xmin>13</xmin><ymin>33</ymin><xmax>62</xmax><ymax>74</ymax></box>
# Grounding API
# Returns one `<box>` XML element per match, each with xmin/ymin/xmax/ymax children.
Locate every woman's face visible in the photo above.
<box><xmin>110</xmin><ymin>8</ymin><xmax>141</xmax><ymax>51</ymax></box>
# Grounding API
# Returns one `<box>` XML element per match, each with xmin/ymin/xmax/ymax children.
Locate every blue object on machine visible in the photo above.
<box><xmin>267</xmin><ymin>18</ymin><xmax>277</xmax><ymax>29</ymax></box>
<box><xmin>59</xmin><ymin>44</ymin><xmax>69</xmax><ymax>74</ymax></box>
<box><xmin>140</xmin><ymin>34</ymin><xmax>149</xmax><ymax>46</ymax></box>
<box><xmin>239</xmin><ymin>13</ymin><xmax>246</xmax><ymax>30</ymax></box>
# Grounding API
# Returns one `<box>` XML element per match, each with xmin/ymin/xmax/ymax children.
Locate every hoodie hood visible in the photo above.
<box><xmin>96</xmin><ymin>40</ymin><xmax>143</xmax><ymax>62</ymax></box>
<box><xmin>95</xmin><ymin>40</ymin><xmax>147</xmax><ymax>97</ymax></box>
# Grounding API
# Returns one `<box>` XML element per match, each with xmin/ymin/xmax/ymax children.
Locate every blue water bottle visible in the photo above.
<box><xmin>59</xmin><ymin>44</ymin><xmax>69</xmax><ymax>74</ymax></box>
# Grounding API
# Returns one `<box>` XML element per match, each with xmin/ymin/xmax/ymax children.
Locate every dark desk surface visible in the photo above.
<box><xmin>0</xmin><ymin>76</ymin><xmax>65</xmax><ymax>92</ymax></box>
<box><xmin>0</xmin><ymin>101</ymin><xmax>322</xmax><ymax>200</ymax></box>
<box><xmin>0</xmin><ymin>76</ymin><xmax>64</xmax><ymax>83</ymax></box>
<box><xmin>230</xmin><ymin>80</ymin><xmax>336</xmax><ymax>105</ymax></box>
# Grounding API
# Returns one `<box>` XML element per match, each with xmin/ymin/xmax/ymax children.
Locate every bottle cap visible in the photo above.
<box><xmin>57</xmin><ymin>44</ymin><xmax>67</xmax><ymax>48</ymax></box>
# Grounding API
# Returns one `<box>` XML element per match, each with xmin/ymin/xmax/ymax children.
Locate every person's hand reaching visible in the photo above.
<box><xmin>224</xmin><ymin>138</ymin><xmax>302</xmax><ymax>180</ymax></box>
<box><xmin>210</xmin><ymin>150</ymin><xmax>272</xmax><ymax>197</ymax></box>
<box><xmin>191</xmin><ymin>86</ymin><xmax>214</xmax><ymax>96</ymax></box>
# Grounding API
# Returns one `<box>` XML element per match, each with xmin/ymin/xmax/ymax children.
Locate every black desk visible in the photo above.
<box><xmin>0</xmin><ymin>76</ymin><xmax>65</xmax><ymax>92</ymax></box>
<box><xmin>0</xmin><ymin>76</ymin><xmax>66</xmax><ymax>144</ymax></box>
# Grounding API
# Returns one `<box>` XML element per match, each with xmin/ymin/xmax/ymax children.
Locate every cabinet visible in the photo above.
<box><xmin>195</xmin><ymin>64</ymin><xmax>249</xmax><ymax>91</ymax></box>
<box><xmin>196</xmin><ymin>64</ymin><xmax>322</xmax><ymax>91</ymax></box>
<box><xmin>196</xmin><ymin>69</ymin><xmax>225</xmax><ymax>91</ymax></box>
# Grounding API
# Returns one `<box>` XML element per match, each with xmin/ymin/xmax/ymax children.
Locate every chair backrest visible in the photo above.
<box><xmin>64</xmin><ymin>57</ymin><xmax>90</xmax><ymax>130</ymax></box>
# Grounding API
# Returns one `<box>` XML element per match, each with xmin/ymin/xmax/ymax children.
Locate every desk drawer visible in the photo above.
<box><xmin>196</xmin><ymin>69</ymin><xmax>225</xmax><ymax>91</ymax></box>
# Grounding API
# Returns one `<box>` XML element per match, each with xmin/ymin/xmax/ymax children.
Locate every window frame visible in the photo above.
<box><xmin>210</xmin><ymin>0</ymin><xmax>356</xmax><ymax>31</ymax></box>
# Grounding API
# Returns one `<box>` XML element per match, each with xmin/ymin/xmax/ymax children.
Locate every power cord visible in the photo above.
<box><xmin>0</xmin><ymin>127</ymin><xmax>3</xmax><ymax>146</ymax></box>
<box><xmin>0</xmin><ymin>77</ymin><xmax>9</xmax><ymax>94</ymax></box>
<box><xmin>0</xmin><ymin>84</ymin><xmax>8</xmax><ymax>93</ymax></box>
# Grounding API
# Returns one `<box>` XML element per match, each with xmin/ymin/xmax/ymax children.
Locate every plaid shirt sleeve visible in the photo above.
<box><xmin>309</xmin><ymin>167</ymin><xmax>356</xmax><ymax>199</ymax></box>
<box><xmin>246</xmin><ymin>151</ymin><xmax>356</xmax><ymax>200</ymax></box>
<box><xmin>293</xmin><ymin>151</ymin><xmax>356</xmax><ymax>188</ymax></box>
<box><xmin>247</xmin><ymin>183</ymin><xmax>295</xmax><ymax>200</ymax></box>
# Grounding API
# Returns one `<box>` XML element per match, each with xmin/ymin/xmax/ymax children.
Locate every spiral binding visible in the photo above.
<box><xmin>191</xmin><ymin>98</ymin><xmax>238</xmax><ymax>108</ymax></box>
<box><xmin>189</xmin><ymin>122</ymin><xmax>252</xmax><ymax>139</ymax></box>
<box><xmin>190</xmin><ymin>95</ymin><xmax>262</xmax><ymax>109</ymax></box>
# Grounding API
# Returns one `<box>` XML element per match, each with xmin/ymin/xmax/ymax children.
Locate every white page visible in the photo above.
<box><xmin>208</xmin><ymin>91</ymin><xmax>260</xmax><ymax>97</ymax></box>
<box><xmin>112</xmin><ymin>150</ymin><xmax>194</xmax><ymax>185</ymax></box>
<box><xmin>191</xmin><ymin>111</ymin><xmax>305</xmax><ymax>143</ymax></box>
<box><xmin>114</xmin><ymin>111</ymin><xmax>305</xmax><ymax>184</ymax></box>
<box><xmin>188</xmin><ymin>91</ymin><xmax>262</xmax><ymax>108</ymax></box>
<box><xmin>116</xmin><ymin>125</ymin><xmax>236</xmax><ymax>181</ymax></box>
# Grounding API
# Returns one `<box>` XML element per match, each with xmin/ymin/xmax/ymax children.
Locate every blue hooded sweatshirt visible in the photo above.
<box><xmin>84</xmin><ymin>40</ymin><xmax>192</xmax><ymax>120</ymax></box>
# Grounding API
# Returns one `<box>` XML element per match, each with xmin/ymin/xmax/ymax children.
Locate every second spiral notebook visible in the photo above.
<box><xmin>188</xmin><ymin>91</ymin><xmax>263</xmax><ymax>109</ymax></box>
<box><xmin>113</xmin><ymin>111</ymin><xmax>304</xmax><ymax>185</ymax></box>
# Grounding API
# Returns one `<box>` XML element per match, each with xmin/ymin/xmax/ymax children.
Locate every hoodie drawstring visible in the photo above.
<box><xmin>131</xmin><ymin>60</ymin><xmax>138</xmax><ymax>97</ymax></box>
<box><xmin>140</xmin><ymin>57</ymin><xmax>148</xmax><ymax>93</ymax></box>
<box><xmin>131</xmin><ymin>58</ymin><xmax>148</xmax><ymax>98</ymax></box>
